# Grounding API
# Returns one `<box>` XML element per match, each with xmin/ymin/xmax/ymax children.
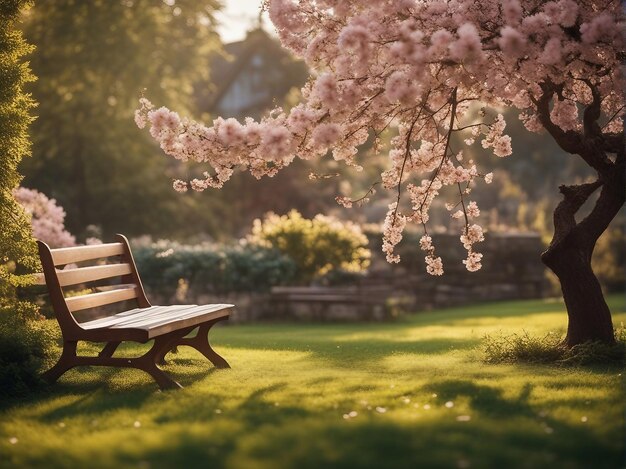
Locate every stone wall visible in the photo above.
<box><xmin>370</xmin><ymin>231</ymin><xmax>547</xmax><ymax>312</ymax></box>
<box><xmin>144</xmin><ymin>232</ymin><xmax>548</xmax><ymax>321</ymax></box>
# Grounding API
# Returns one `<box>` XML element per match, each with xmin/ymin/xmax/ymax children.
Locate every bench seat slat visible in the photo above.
<box><xmin>57</xmin><ymin>263</ymin><xmax>132</xmax><ymax>287</ymax></box>
<box><xmin>98</xmin><ymin>305</ymin><xmax>201</xmax><ymax>329</ymax></box>
<box><xmin>80</xmin><ymin>304</ymin><xmax>233</xmax><ymax>330</ymax></box>
<box><xmin>79</xmin><ymin>304</ymin><xmax>233</xmax><ymax>338</ymax></box>
<box><xmin>117</xmin><ymin>305</ymin><xmax>210</xmax><ymax>328</ymax></box>
<box><xmin>65</xmin><ymin>285</ymin><xmax>138</xmax><ymax>312</ymax></box>
<box><xmin>143</xmin><ymin>306</ymin><xmax>232</xmax><ymax>338</ymax></box>
<box><xmin>78</xmin><ymin>305</ymin><xmax>190</xmax><ymax>329</ymax></box>
<box><xmin>122</xmin><ymin>305</ymin><xmax>228</xmax><ymax>329</ymax></box>
<box><xmin>51</xmin><ymin>243</ymin><xmax>124</xmax><ymax>266</ymax></box>
<box><xmin>79</xmin><ymin>305</ymin><xmax>180</xmax><ymax>328</ymax></box>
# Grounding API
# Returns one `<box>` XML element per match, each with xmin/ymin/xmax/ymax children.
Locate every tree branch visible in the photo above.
<box><xmin>534</xmin><ymin>82</ymin><xmax>611</xmax><ymax>174</ymax></box>
<box><xmin>549</xmin><ymin>180</ymin><xmax>603</xmax><ymax>250</ymax></box>
<box><xmin>577</xmin><ymin>162</ymin><xmax>626</xmax><ymax>246</ymax></box>
<box><xmin>414</xmin><ymin>87</ymin><xmax>458</xmax><ymax>219</ymax></box>
<box><xmin>533</xmin><ymin>83</ymin><xmax>583</xmax><ymax>155</ymax></box>
<box><xmin>602</xmin><ymin>133</ymin><xmax>625</xmax><ymax>154</ymax></box>
<box><xmin>582</xmin><ymin>79</ymin><xmax>602</xmax><ymax>140</ymax></box>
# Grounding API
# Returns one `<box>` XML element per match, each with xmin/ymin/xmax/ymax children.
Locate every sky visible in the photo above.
<box><xmin>215</xmin><ymin>0</ymin><xmax>274</xmax><ymax>43</ymax></box>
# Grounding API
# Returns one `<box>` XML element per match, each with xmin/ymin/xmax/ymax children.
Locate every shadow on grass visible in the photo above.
<box><xmin>37</xmin><ymin>371</ymin><xmax>220</xmax><ymax>421</ymax></box>
<box><xmin>124</xmin><ymin>398</ymin><xmax>621</xmax><ymax>469</ymax></box>
<box><xmin>0</xmin><ymin>348</ymin><xmax>222</xmax><ymax>413</ymax></box>
<box><xmin>424</xmin><ymin>379</ymin><xmax>535</xmax><ymax>418</ymax></box>
<box><xmin>2</xmin><ymin>363</ymin><xmax>622</xmax><ymax>469</ymax></box>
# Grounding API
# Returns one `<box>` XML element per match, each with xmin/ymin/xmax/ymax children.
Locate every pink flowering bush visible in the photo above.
<box><xmin>136</xmin><ymin>1</ymin><xmax>623</xmax><ymax>285</ymax></box>
<box><xmin>14</xmin><ymin>187</ymin><xmax>76</xmax><ymax>248</ymax></box>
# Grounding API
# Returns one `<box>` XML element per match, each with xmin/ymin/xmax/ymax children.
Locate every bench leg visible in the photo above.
<box><xmin>41</xmin><ymin>340</ymin><xmax>78</xmax><ymax>384</ymax></box>
<box><xmin>43</xmin><ymin>334</ymin><xmax>187</xmax><ymax>391</ymax></box>
<box><xmin>42</xmin><ymin>323</ymin><xmax>228</xmax><ymax>390</ymax></box>
<box><xmin>178</xmin><ymin>319</ymin><xmax>230</xmax><ymax>369</ymax></box>
<box><xmin>135</xmin><ymin>334</ymin><xmax>184</xmax><ymax>390</ymax></box>
<box><xmin>155</xmin><ymin>328</ymin><xmax>193</xmax><ymax>366</ymax></box>
<box><xmin>98</xmin><ymin>341</ymin><xmax>121</xmax><ymax>358</ymax></box>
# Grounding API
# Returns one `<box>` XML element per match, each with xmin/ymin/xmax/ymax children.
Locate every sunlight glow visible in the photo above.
<box><xmin>216</xmin><ymin>0</ymin><xmax>274</xmax><ymax>43</ymax></box>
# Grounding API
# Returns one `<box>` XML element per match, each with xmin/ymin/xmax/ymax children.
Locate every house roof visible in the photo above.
<box><xmin>198</xmin><ymin>28</ymin><xmax>308</xmax><ymax>117</ymax></box>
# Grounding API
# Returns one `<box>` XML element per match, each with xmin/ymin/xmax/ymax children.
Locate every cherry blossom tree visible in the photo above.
<box><xmin>136</xmin><ymin>0</ymin><xmax>624</xmax><ymax>346</ymax></box>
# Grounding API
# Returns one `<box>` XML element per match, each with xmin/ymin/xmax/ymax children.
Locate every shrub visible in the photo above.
<box><xmin>482</xmin><ymin>331</ymin><xmax>565</xmax><ymax>364</ymax></box>
<box><xmin>0</xmin><ymin>0</ymin><xmax>56</xmax><ymax>397</ymax></box>
<box><xmin>483</xmin><ymin>326</ymin><xmax>626</xmax><ymax>367</ymax></box>
<box><xmin>0</xmin><ymin>314</ymin><xmax>56</xmax><ymax>398</ymax></box>
<box><xmin>13</xmin><ymin>187</ymin><xmax>76</xmax><ymax>248</ymax></box>
<box><xmin>249</xmin><ymin>210</ymin><xmax>370</xmax><ymax>284</ymax></box>
<box><xmin>133</xmin><ymin>240</ymin><xmax>297</xmax><ymax>298</ymax></box>
<box><xmin>315</xmin><ymin>268</ymin><xmax>367</xmax><ymax>287</ymax></box>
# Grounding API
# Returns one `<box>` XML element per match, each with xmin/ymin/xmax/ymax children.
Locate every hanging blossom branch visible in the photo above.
<box><xmin>135</xmin><ymin>0</ymin><xmax>624</xmax><ymax>276</ymax></box>
<box><xmin>336</xmin><ymin>181</ymin><xmax>381</xmax><ymax>208</ymax></box>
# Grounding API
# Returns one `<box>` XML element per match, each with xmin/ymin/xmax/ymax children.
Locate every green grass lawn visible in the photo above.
<box><xmin>1</xmin><ymin>295</ymin><xmax>625</xmax><ymax>469</ymax></box>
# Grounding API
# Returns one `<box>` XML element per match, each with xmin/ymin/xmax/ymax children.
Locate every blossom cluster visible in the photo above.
<box><xmin>137</xmin><ymin>0</ymin><xmax>624</xmax><ymax>275</ymax></box>
<box><xmin>14</xmin><ymin>187</ymin><xmax>76</xmax><ymax>248</ymax></box>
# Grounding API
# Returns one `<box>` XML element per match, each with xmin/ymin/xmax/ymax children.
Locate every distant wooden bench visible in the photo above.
<box><xmin>37</xmin><ymin>234</ymin><xmax>233</xmax><ymax>390</ymax></box>
<box><xmin>270</xmin><ymin>285</ymin><xmax>392</xmax><ymax>320</ymax></box>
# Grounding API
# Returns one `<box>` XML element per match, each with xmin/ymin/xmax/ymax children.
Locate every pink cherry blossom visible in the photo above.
<box><xmin>449</xmin><ymin>23</ymin><xmax>483</xmax><ymax>62</ymax></box>
<box><xmin>312</xmin><ymin>123</ymin><xmax>342</xmax><ymax>148</ymax></box>
<box><xmin>498</xmin><ymin>26</ymin><xmax>527</xmax><ymax>58</ymax></box>
<box><xmin>426</xmin><ymin>255</ymin><xmax>444</xmax><ymax>276</ymax></box>
<box><xmin>463</xmin><ymin>251</ymin><xmax>483</xmax><ymax>272</ymax></box>
<box><xmin>136</xmin><ymin>0</ymin><xmax>624</xmax><ymax>275</ymax></box>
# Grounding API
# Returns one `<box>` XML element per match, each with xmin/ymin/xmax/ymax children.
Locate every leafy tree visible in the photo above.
<box><xmin>21</xmin><ymin>0</ymin><xmax>223</xmax><ymax>240</ymax></box>
<box><xmin>0</xmin><ymin>0</ymin><xmax>39</xmax><ymax>320</ymax></box>
<box><xmin>0</xmin><ymin>0</ymin><xmax>57</xmax><ymax>396</ymax></box>
<box><xmin>137</xmin><ymin>1</ymin><xmax>624</xmax><ymax>346</ymax></box>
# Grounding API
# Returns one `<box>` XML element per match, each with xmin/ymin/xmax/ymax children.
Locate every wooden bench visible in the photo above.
<box><xmin>270</xmin><ymin>285</ymin><xmax>392</xmax><ymax>320</ymax></box>
<box><xmin>37</xmin><ymin>234</ymin><xmax>233</xmax><ymax>390</ymax></box>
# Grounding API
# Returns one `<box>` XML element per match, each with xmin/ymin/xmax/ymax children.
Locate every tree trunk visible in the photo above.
<box><xmin>541</xmin><ymin>237</ymin><xmax>614</xmax><ymax>346</ymax></box>
<box><xmin>533</xmin><ymin>81</ymin><xmax>625</xmax><ymax>348</ymax></box>
<box><xmin>541</xmin><ymin>175</ymin><xmax>624</xmax><ymax>347</ymax></box>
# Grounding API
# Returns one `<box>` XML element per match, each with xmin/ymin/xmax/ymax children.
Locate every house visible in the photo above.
<box><xmin>198</xmin><ymin>28</ymin><xmax>309</xmax><ymax>119</ymax></box>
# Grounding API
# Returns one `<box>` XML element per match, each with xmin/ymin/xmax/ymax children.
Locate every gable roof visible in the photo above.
<box><xmin>198</xmin><ymin>28</ymin><xmax>308</xmax><ymax>117</ymax></box>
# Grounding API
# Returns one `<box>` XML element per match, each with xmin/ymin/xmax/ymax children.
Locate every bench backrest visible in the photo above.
<box><xmin>38</xmin><ymin>234</ymin><xmax>150</xmax><ymax>336</ymax></box>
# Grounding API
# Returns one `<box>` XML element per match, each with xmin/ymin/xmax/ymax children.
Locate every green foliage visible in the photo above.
<box><xmin>133</xmin><ymin>240</ymin><xmax>296</xmax><ymax>297</ymax></box>
<box><xmin>482</xmin><ymin>331</ymin><xmax>565</xmax><ymax>364</ymax></box>
<box><xmin>0</xmin><ymin>0</ymin><xmax>39</xmax><ymax>293</ymax></box>
<box><xmin>0</xmin><ymin>313</ymin><xmax>56</xmax><ymax>397</ymax></box>
<box><xmin>0</xmin><ymin>0</ymin><xmax>40</xmax><ymax>311</ymax></box>
<box><xmin>482</xmin><ymin>326</ymin><xmax>626</xmax><ymax>367</ymax></box>
<box><xmin>316</xmin><ymin>267</ymin><xmax>366</xmax><ymax>286</ymax></box>
<box><xmin>249</xmin><ymin>210</ymin><xmax>370</xmax><ymax>284</ymax></box>
<box><xmin>0</xmin><ymin>1</ymin><xmax>55</xmax><ymax>398</ymax></box>
<box><xmin>20</xmin><ymin>0</ymin><xmax>225</xmax><ymax>240</ymax></box>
